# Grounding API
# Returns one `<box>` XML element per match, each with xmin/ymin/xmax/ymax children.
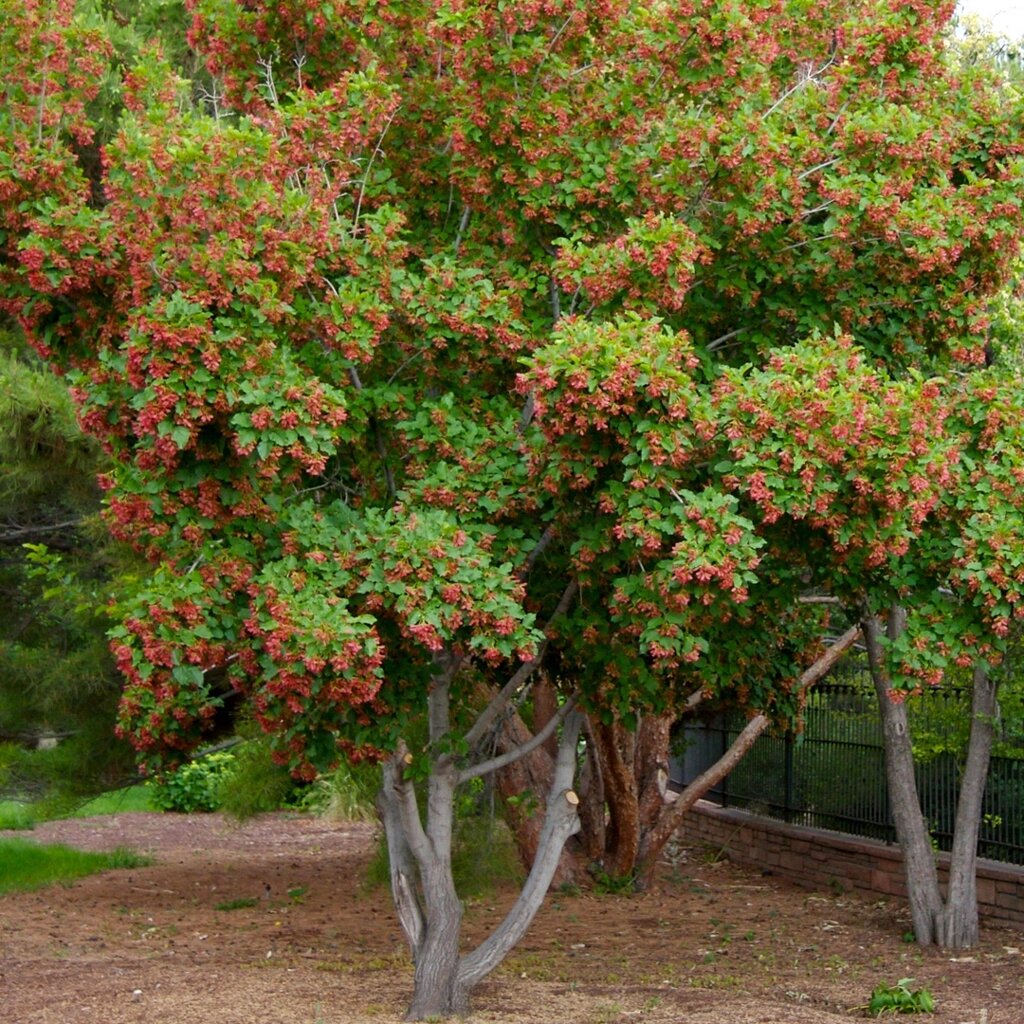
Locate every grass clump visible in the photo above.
<box><xmin>296</xmin><ymin>760</ymin><xmax>379</xmax><ymax>822</ymax></box>
<box><xmin>0</xmin><ymin>799</ymin><xmax>35</xmax><ymax>830</ymax></box>
<box><xmin>215</xmin><ymin>896</ymin><xmax>259</xmax><ymax>911</ymax></box>
<box><xmin>0</xmin><ymin>837</ymin><xmax>151</xmax><ymax>893</ymax></box>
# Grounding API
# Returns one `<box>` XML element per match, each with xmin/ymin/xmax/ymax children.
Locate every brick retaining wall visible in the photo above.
<box><xmin>680</xmin><ymin>799</ymin><xmax>1024</xmax><ymax>930</ymax></box>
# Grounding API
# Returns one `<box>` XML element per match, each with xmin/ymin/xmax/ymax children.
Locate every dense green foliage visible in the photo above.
<box><xmin>3</xmin><ymin>0</ymin><xmax>1022</xmax><ymax>773</ymax></box>
<box><xmin>0</xmin><ymin>329</ymin><xmax>140</xmax><ymax>803</ymax></box>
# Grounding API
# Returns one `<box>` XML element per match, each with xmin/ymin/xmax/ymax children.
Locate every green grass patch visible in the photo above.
<box><xmin>0</xmin><ymin>837</ymin><xmax>151</xmax><ymax>894</ymax></box>
<box><xmin>215</xmin><ymin>896</ymin><xmax>259</xmax><ymax>911</ymax></box>
<box><xmin>0</xmin><ymin>785</ymin><xmax>157</xmax><ymax>830</ymax></box>
<box><xmin>0</xmin><ymin>800</ymin><xmax>35</xmax><ymax>830</ymax></box>
<box><xmin>72</xmin><ymin>784</ymin><xmax>156</xmax><ymax>817</ymax></box>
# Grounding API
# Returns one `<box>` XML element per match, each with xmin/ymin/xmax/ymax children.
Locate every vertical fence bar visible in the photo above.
<box><xmin>784</xmin><ymin>729</ymin><xmax>795</xmax><ymax>824</ymax></box>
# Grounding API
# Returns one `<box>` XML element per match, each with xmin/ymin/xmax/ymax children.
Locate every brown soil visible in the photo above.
<box><xmin>1</xmin><ymin>812</ymin><xmax>1020</xmax><ymax>1023</ymax></box>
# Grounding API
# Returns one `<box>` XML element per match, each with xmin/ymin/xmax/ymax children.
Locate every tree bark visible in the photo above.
<box><xmin>593</xmin><ymin>718</ymin><xmax>641</xmax><ymax>879</ymax></box>
<box><xmin>863</xmin><ymin>608</ymin><xmax>944</xmax><ymax>946</ymax></box>
<box><xmin>576</xmin><ymin>714</ymin><xmax>606</xmax><ymax>863</ymax></box>
<box><xmin>936</xmin><ymin>664</ymin><xmax>997</xmax><ymax>949</ymax></box>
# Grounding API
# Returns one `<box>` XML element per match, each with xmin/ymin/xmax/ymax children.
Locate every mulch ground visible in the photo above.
<box><xmin>1</xmin><ymin>811</ymin><xmax>1020</xmax><ymax>1023</ymax></box>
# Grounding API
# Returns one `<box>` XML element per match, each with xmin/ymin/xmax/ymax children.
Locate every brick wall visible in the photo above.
<box><xmin>680</xmin><ymin>799</ymin><xmax>1024</xmax><ymax>930</ymax></box>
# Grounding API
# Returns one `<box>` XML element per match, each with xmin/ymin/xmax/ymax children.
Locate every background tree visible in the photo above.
<box><xmin>3</xmin><ymin>0</ymin><xmax>1024</xmax><ymax>1017</ymax></box>
<box><xmin>0</xmin><ymin>326</ymin><xmax>137</xmax><ymax>807</ymax></box>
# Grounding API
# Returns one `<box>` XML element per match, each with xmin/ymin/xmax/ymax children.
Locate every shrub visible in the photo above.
<box><xmin>149</xmin><ymin>750</ymin><xmax>236</xmax><ymax>812</ymax></box>
<box><xmin>217</xmin><ymin>739</ymin><xmax>299</xmax><ymax>820</ymax></box>
<box><xmin>295</xmin><ymin>760</ymin><xmax>379</xmax><ymax>822</ymax></box>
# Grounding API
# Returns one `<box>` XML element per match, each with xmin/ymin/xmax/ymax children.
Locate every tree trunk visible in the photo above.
<box><xmin>406</xmin><ymin>757</ymin><xmax>466</xmax><ymax>1020</ymax></box>
<box><xmin>593</xmin><ymin>719</ymin><xmax>641</xmax><ymax>878</ymax></box>
<box><xmin>865</xmin><ymin>609</ymin><xmax>997</xmax><ymax>950</ymax></box>
<box><xmin>576</xmin><ymin>715</ymin><xmax>606</xmax><ymax>863</ymax></box>
<box><xmin>936</xmin><ymin>664</ymin><xmax>997</xmax><ymax>949</ymax></box>
<box><xmin>378</xmin><ymin>665</ymin><xmax>586</xmax><ymax>1019</ymax></box>
<box><xmin>863</xmin><ymin>608</ymin><xmax>944</xmax><ymax>945</ymax></box>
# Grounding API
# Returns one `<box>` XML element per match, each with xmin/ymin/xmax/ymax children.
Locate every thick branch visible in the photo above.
<box><xmin>378</xmin><ymin>756</ymin><xmax>427</xmax><ymax>958</ymax></box>
<box><xmin>636</xmin><ymin>623</ymin><xmax>861</xmax><ymax>875</ymax></box>
<box><xmin>463</xmin><ymin>578</ymin><xmax>578</xmax><ymax>750</ymax></box>
<box><xmin>457</xmin><ymin>709</ymin><xmax>583</xmax><ymax>990</ymax></box>
<box><xmin>390</xmin><ymin>740</ymin><xmax>432</xmax><ymax>869</ymax></box>
<box><xmin>939</xmin><ymin>662</ymin><xmax>997</xmax><ymax>948</ymax></box>
<box><xmin>457</xmin><ymin>694</ymin><xmax>578</xmax><ymax>785</ymax></box>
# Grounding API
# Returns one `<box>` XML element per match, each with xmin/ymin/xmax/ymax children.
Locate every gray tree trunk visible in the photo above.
<box><xmin>862</xmin><ymin>607</ymin><xmax>995</xmax><ymax>950</ymax></box>
<box><xmin>377</xmin><ymin>662</ymin><xmax>585</xmax><ymax>1020</ymax></box>
<box><xmin>936</xmin><ymin>664</ymin><xmax>997</xmax><ymax>948</ymax></box>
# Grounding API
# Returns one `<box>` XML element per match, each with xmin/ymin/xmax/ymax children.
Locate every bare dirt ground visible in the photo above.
<box><xmin>1</xmin><ymin>812</ymin><xmax>1020</xmax><ymax>1024</ymax></box>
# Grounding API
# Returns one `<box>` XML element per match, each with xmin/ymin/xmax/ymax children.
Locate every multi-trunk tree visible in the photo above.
<box><xmin>4</xmin><ymin>0</ymin><xmax>1024</xmax><ymax>1017</ymax></box>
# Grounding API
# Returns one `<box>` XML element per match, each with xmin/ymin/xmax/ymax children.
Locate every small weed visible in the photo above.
<box><xmin>500</xmin><ymin>952</ymin><xmax>567</xmax><ymax>982</ymax></box>
<box><xmin>215</xmin><ymin>897</ymin><xmax>259</xmax><ymax>911</ymax></box>
<box><xmin>590</xmin><ymin>867</ymin><xmax>636</xmax><ymax>895</ymax></box>
<box><xmin>593</xmin><ymin>1001</ymin><xmax>622</xmax><ymax>1023</ymax></box>
<box><xmin>287</xmin><ymin>885</ymin><xmax>308</xmax><ymax>904</ymax></box>
<box><xmin>689</xmin><ymin>974</ymin><xmax>741</xmax><ymax>990</ymax></box>
<box><xmin>862</xmin><ymin>978</ymin><xmax>936</xmax><ymax>1016</ymax></box>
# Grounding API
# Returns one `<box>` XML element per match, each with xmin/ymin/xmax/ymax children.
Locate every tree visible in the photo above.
<box><xmin>3</xmin><ymin>0</ymin><xmax>1024</xmax><ymax>1016</ymax></box>
<box><xmin>0</xmin><ymin>328</ymin><xmax>138</xmax><ymax>805</ymax></box>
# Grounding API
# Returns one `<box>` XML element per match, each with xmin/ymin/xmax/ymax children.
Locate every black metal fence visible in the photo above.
<box><xmin>673</xmin><ymin>674</ymin><xmax>1024</xmax><ymax>866</ymax></box>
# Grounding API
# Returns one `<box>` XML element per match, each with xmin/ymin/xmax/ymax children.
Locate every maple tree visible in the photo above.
<box><xmin>4</xmin><ymin>0</ymin><xmax>1024</xmax><ymax>1016</ymax></box>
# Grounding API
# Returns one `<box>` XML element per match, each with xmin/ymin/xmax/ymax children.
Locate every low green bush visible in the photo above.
<box><xmin>149</xmin><ymin>750</ymin><xmax>236</xmax><ymax>812</ymax></box>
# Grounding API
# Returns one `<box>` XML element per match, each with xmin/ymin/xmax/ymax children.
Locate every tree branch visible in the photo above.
<box><xmin>463</xmin><ymin>578</ymin><xmax>578</xmax><ymax>750</ymax></box>
<box><xmin>0</xmin><ymin>519</ymin><xmax>84</xmax><ymax>544</ymax></box>
<box><xmin>517</xmin><ymin>525</ymin><xmax>557</xmax><ymax>578</ymax></box>
<box><xmin>636</xmin><ymin>623</ymin><xmax>862</xmax><ymax>876</ymax></box>
<box><xmin>457</xmin><ymin>709</ymin><xmax>583</xmax><ymax>989</ymax></box>
<box><xmin>457</xmin><ymin>694</ymin><xmax>578</xmax><ymax>785</ymax></box>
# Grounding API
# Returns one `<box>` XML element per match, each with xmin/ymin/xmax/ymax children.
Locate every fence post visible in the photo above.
<box><xmin>720</xmin><ymin>714</ymin><xmax>729</xmax><ymax>808</ymax></box>
<box><xmin>784</xmin><ymin>728</ymin><xmax>795</xmax><ymax>823</ymax></box>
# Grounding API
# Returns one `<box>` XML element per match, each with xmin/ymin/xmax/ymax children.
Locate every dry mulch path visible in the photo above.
<box><xmin>1</xmin><ymin>811</ymin><xmax>1020</xmax><ymax>1023</ymax></box>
